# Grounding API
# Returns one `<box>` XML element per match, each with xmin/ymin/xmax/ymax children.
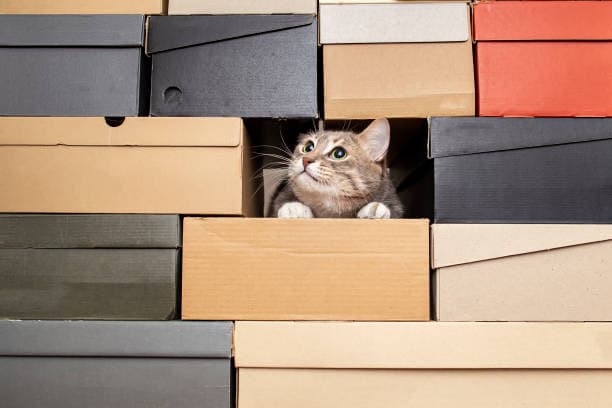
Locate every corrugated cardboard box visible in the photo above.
<box><xmin>430</xmin><ymin>117</ymin><xmax>612</xmax><ymax>223</ymax></box>
<box><xmin>0</xmin><ymin>117</ymin><xmax>259</xmax><ymax>215</ymax></box>
<box><xmin>0</xmin><ymin>15</ymin><xmax>147</xmax><ymax>116</ymax></box>
<box><xmin>433</xmin><ymin>224</ymin><xmax>612</xmax><ymax>322</ymax></box>
<box><xmin>0</xmin><ymin>215</ymin><xmax>180</xmax><ymax>320</ymax></box>
<box><xmin>0</xmin><ymin>0</ymin><xmax>166</xmax><ymax>14</ymax></box>
<box><xmin>235</xmin><ymin>321</ymin><xmax>612</xmax><ymax>407</ymax></box>
<box><xmin>1</xmin><ymin>321</ymin><xmax>232</xmax><ymax>408</ymax></box>
<box><xmin>321</xmin><ymin>2</ymin><xmax>474</xmax><ymax>119</ymax></box>
<box><xmin>182</xmin><ymin>218</ymin><xmax>429</xmax><ymax>321</ymax></box>
<box><xmin>475</xmin><ymin>1</ymin><xmax>612</xmax><ymax>117</ymax></box>
<box><xmin>148</xmin><ymin>15</ymin><xmax>317</xmax><ymax>118</ymax></box>
<box><xmin>169</xmin><ymin>0</ymin><xmax>316</xmax><ymax>14</ymax></box>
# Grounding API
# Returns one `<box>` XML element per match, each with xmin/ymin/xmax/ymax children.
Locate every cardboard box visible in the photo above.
<box><xmin>430</xmin><ymin>117</ymin><xmax>612</xmax><ymax>223</ymax></box>
<box><xmin>235</xmin><ymin>321</ymin><xmax>612</xmax><ymax>408</ymax></box>
<box><xmin>182</xmin><ymin>218</ymin><xmax>429</xmax><ymax>321</ymax></box>
<box><xmin>0</xmin><ymin>0</ymin><xmax>166</xmax><ymax>14</ymax></box>
<box><xmin>0</xmin><ymin>117</ymin><xmax>259</xmax><ymax>215</ymax></box>
<box><xmin>148</xmin><ymin>15</ymin><xmax>317</xmax><ymax>118</ymax></box>
<box><xmin>433</xmin><ymin>224</ymin><xmax>612</xmax><ymax>322</ymax></box>
<box><xmin>1</xmin><ymin>321</ymin><xmax>232</xmax><ymax>408</ymax></box>
<box><xmin>0</xmin><ymin>15</ymin><xmax>147</xmax><ymax>116</ymax></box>
<box><xmin>321</xmin><ymin>2</ymin><xmax>474</xmax><ymax>119</ymax></box>
<box><xmin>0</xmin><ymin>215</ymin><xmax>179</xmax><ymax>320</ymax></box>
<box><xmin>169</xmin><ymin>0</ymin><xmax>316</xmax><ymax>15</ymax></box>
<box><xmin>475</xmin><ymin>1</ymin><xmax>612</xmax><ymax>117</ymax></box>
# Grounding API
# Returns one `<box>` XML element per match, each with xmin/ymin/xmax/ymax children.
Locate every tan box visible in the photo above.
<box><xmin>169</xmin><ymin>0</ymin><xmax>316</xmax><ymax>15</ymax></box>
<box><xmin>182</xmin><ymin>218</ymin><xmax>429</xmax><ymax>321</ymax></box>
<box><xmin>0</xmin><ymin>0</ymin><xmax>166</xmax><ymax>14</ymax></box>
<box><xmin>0</xmin><ymin>117</ymin><xmax>258</xmax><ymax>215</ymax></box>
<box><xmin>322</xmin><ymin>2</ymin><xmax>474</xmax><ymax>119</ymax></box>
<box><xmin>432</xmin><ymin>224</ymin><xmax>612</xmax><ymax>322</ymax></box>
<box><xmin>235</xmin><ymin>321</ymin><xmax>612</xmax><ymax>408</ymax></box>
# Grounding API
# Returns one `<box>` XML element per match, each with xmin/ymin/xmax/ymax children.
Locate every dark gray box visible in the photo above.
<box><xmin>0</xmin><ymin>215</ymin><xmax>180</xmax><ymax>319</ymax></box>
<box><xmin>430</xmin><ymin>117</ymin><xmax>612</xmax><ymax>223</ymax></box>
<box><xmin>0</xmin><ymin>320</ymin><xmax>233</xmax><ymax>408</ymax></box>
<box><xmin>0</xmin><ymin>15</ymin><xmax>147</xmax><ymax>116</ymax></box>
<box><xmin>148</xmin><ymin>14</ymin><xmax>318</xmax><ymax>118</ymax></box>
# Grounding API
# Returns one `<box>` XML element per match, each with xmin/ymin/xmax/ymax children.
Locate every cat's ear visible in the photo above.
<box><xmin>358</xmin><ymin>118</ymin><xmax>390</xmax><ymax>162</ymax></box>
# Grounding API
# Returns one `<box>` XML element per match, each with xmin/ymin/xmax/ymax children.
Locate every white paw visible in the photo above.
<box><xmin>278</xmin><ymin>202</ymin><xmax>314</xmax><ymax>218</ymax></box>
<box><xmin>357</xmin><ymin>202</ymin><xmax>391</xmax><ymax>219</ymax></box>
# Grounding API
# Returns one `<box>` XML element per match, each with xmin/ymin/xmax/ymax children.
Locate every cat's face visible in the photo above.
<box><xmin>288</xmin><ymin>118</ymin><xmax>391</xmax><ymax>201</ymax></box>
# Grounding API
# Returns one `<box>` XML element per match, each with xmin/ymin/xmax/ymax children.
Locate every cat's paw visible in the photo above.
<box><xmin>357</xmin><ymin>202</ymin><xmax>391</xmax><ymax>219</ymax></box>
<box><xmin>277</xmin><ymin>202</ymin><xmax>314</xmax><ymax>218</ymax></box>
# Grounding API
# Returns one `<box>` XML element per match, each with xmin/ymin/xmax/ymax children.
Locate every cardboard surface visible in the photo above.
<box><xmin>0</xmin><ymin>0</ymin><xmax>166</xmax><ymax>14</ymax></box>
<box><xmin>0</xmin><ymin>117</ymin><xmax>257</xmax><ymax>215</ymax></box>
<box><xmin>182</xmin><ymin>218</ymin><xmax>429</xmax><ymax>321</ymax></box>
<box><xmin>320</xmin><ymin>3</ymin><xmax>469</xmax><ymax>44</ymax></box>
<box><xmin>149</xmin><ymin>15</ymin><xmax>317</xmax><ymax>118</ymax></box>
<box><xmin>323</xmin><ymin>42</ymin><xmax>474</xmax><ymax>119</ymax></box>
<box><xmin>169</xmin><ymin>0</ymin><xmax>316</xmax><ymax>14</ymax></box>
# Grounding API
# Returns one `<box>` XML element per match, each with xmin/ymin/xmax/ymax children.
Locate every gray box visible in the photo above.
<box><xmin>0</xmin><ymin>320</ymin><xmax>233</xmax><ymax>408</ymax></box>
<box><xmin>0</xmin><ymin>15</ymin><xmax>147</xmax><ymax>116</ymax></box>
<box><xmin>148</xmin><ymin>14</ymin><xmax>318</xmax><ymax>118</ymax></box>
<box><xmin>0</xmin><ymin>215</ymin><xmax>180</xmax><ymax>320</ymax></box>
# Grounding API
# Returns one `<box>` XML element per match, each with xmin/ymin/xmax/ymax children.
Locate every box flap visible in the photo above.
<box><xmin>432</xmin><ymin>224</ymin><xmax>612</xmax><ymax>268</ymax></box>
<box><xmin>320</xmin><ymin>3</ymin><xmax>469</xmax><ymax>44</ymax></box>
<box><xmin>475</xmin><ymin>1</ymin><xmax>612</xmax><ymax>41</ymax></box>
<box><xmin>0</xmin><ymin>15</ymin><xmax>145</xmax><ymax>47</ymax></box>
<box><xmin>0</xmin><ymin>0</ymin><xmax>165</xmax><ymax>14</ymax></box>
<box><xmin>235</xmin><ymin>321</ymin><xmax>612</xmax><ymax>369</ymax></box>
<box><xmin>0</xmin><ymin>215</ymin><xmax>180</xmax><ymax>249</ymax></box>
<box><xmin>169</xmin><ymin>0</ymin><xmax>316</xmax><ymax>15</ymax></box>
<box><xmin>429</xmin><ymin>117</ymin><xmax>612</xmax><ymax>158</ymax></box>
<box><xmin>0</xmin><ymin>321</ymin><xmax>232</xmax><ymax>358</ymax></box>
<box><xmin>147</xmin><ymin>14</ymin><xmax>315</xmax><ymax>54</ymax></box>
<box><xmin>0</xmin><ymin>117</ymin><xmax>242</xmax><ymax>147</ymax></box>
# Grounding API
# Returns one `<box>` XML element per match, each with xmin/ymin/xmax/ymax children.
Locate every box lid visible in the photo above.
<box><xmin>0</xmin><ymin>0</ymin><xmax>165</xmax><ymax>14</ymax></box>
<box><xmin>169</xmin><ymin>0</ymin><xmax>317</xmax><ymax>15</ymax></box>
<box><xmin>474</xmin><ymin>1</ymin><xmax>612</xmax><ymax>41</ymax></box>
<box><xmin>0</xmin><ymin>215</ymin><xmax>180</xmax><ymax>249</ymax></box>
<box><xmin>148</xmin><ymin>14</ymin><xmax>315</xmax><ymax>54</ymax></box>
<box><xmin>235</xmin><ymin>321</ymin><xmax>612</xmax><ymax>369</ymax></box>
<box><xmin>432</xmin><ymin>224</ymin><xmax>612</xmax><ymax>268</ymax></box>
<box><xmin>0</xmin><ymin>15</ymin><xmax>145</xmax><ymax>47</ymax></box>
<box><xmin>320</xmin><ymin>3</ymin><xmax>469</xmax><ymax>44</ymax></box>
<box><xmin>429</xmin><ymin>117</ymin><xmax>612</xmax><ymax>158</ymax></box>
<box><xmin>0</xmin><ymin>321</ymin><xmax>232</xmax><ymax>358</ymax></box>
<box><xmin>0</xmin><ymin>117</ymin><xmax>242</xmax><ymax>147</ymax></box>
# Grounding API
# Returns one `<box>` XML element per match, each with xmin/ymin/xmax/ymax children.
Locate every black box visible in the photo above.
<box><xmin>0</xmin><ymin>215</ymin><xmax>180</xmax><ymax>319</ymax></box>
<box><xmin>0</xmin><ymin>320</ymin><xmax>232</xmax><ymax>408</ymax></box>
<box><xmin>148</xmin><ymin>14</ymin><xmax>318</xmax><ymax>118</ymax></box>
<box><xmin>0</xmin><ymin>15</ymin><xmax>148</xmax><ymax>116</ymax></box>
<box><xmin>430</xmin><ymin>117</ymin><xmax>612</xmax><ymax>223</ymax></box>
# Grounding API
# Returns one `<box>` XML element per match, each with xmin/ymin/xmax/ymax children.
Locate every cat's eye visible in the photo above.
<box><xmin>330</xmin><ymin>147</ymin><xmax>348</xmax><ymax>160</ymax></box>
<box><xmin>303</xmin><ymin>141</ymin><xmax>315</xmax><ymax>153</ymax></box>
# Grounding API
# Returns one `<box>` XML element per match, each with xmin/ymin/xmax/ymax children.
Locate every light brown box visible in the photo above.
<box><xmin>0</xmin><ymin>0</ymin><xmax>166</xmax><ymax>14</ymax></box>
<box><xmin>0</xmin><ymin>117</ymin><xmax>258</xmax><ymax>215</ymax></box>
<box><xmin>432</xmin><ymin>224</ymin><xmax>612</xmax><ymax>322</ymax></box>
<box><xmin>182</xmin><ymin>218</ymin><xmax>429</xmax><ymax>321</ymax></box>
<box><xmin>169</xmin><ymin>0</ymin><xmax>316</xmax><ymax>14</ymax></box>
<box><xmin>235</xmin><ymin>321</ymin><xmax>612</xmax><ymax>408</ymax></box>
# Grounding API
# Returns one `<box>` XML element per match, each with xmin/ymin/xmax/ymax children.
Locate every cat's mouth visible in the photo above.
<box><xmin>298</xmin><ymin>170</ymin><xmax>320</xmax><ymax>183</ymax></box>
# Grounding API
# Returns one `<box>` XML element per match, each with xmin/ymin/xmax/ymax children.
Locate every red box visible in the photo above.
<box><xmin>475</xmin><ymin>1</ymin><xmax>612</xmax><ymax>117</ymax></box>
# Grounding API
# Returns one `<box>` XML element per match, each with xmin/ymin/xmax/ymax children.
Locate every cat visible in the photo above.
<box><xmin>270</xmin><ymin>118</ymin><xmax>403</xmax><ymax>219</ymax></box>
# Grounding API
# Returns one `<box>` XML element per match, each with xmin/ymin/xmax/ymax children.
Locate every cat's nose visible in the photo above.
<box><xmin>303</xmin><ymin>157</ymin><xmax>314</xmax><ymax>168</ymax></box>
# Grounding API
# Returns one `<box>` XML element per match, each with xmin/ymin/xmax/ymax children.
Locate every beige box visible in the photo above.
<box><xmin>0</xmin><ymin>117</ymin><xmax>258</xmax><ymax>215</ymax></box>
<box><xmin>169</xmin><ymin>0</ymin><xmax>316</xmax><ymax>15</ymax></box>
<box><xmin>322</xmin><ymin>2</ymin><xmax>474</xmax><ymax>119</ymax></box>
<box><xmin>182</xmin><ymin>218</ymin><xmax>429</xmax><ymax>321</ymax></box>
<box><xmin>235</xmin><ymin>321</ymin><xmax>612</xmax><ymax>408</ymax></box>
<box><xmin>433</xmin><ymin>224</ymin><xmax>612</xmax><ymax>322</ymax></box>
<box><xmin>0</xmin><ymin>0</ymin><xmax>166</xmax><ymax>14</ymax></box>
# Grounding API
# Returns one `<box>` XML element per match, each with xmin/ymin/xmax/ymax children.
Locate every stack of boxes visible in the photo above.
<box><xmin>1</xmin><ymin>0</ymin><xmax>612</xmax><ymax>407</ymax></box>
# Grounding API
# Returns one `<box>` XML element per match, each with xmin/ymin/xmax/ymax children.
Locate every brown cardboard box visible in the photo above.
<box><xmin>321</xmin><ymin>2</ymin><xmax>474</xmax><ymax>119</ymax></box>
<box><xmin>182</xmin><ymin>218</ymin><xmax>429</xmax><ymax>321</ymax></box>
<box><xmin>0</xmin><ymin>0</ymin><xmax>166</xmax><ymax>14</ymax></box>
<box><xmin>235</xmin><ymin>321</ymin><xmax>612</xmax><ymax>408</ymax></box>
<box><xmin>432</xmin><ymin>224</ymin><xmax>612</xmax><ymax>322</ymax></box>
<box><xmin>169</xmin><ymin>0</ymin><xmax>316</xmax><ymax>15</ymax></box>
<box><xmin>0</xmin><ymin>117</ymin><xmax>258</xmax><ymax>215</ymax></box>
